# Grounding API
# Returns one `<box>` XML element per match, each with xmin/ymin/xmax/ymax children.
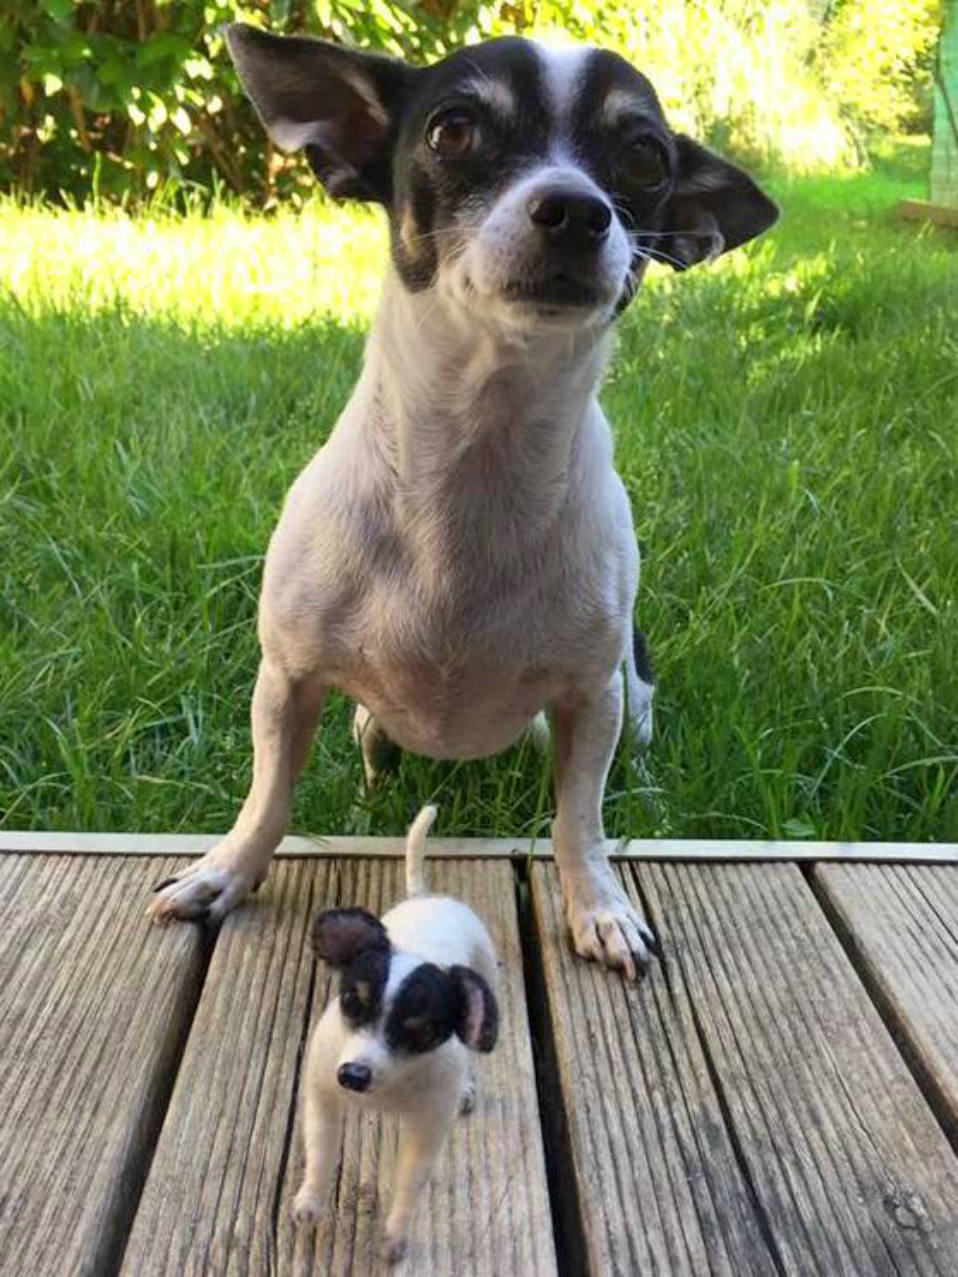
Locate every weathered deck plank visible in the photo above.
<box><xmin>0</xmin><ymin>855</ymin><xmax>208</xmax><ymax>1277</ymax></box>
<box><xmin>636</xmin><ymin>861</ymin><xmax>958</xmax><ymax>1275</ymax></box>
<box><xmin>530</xmin><ymin>863</ymin><xmax>778</xmax><ymax>1277</ymax></box>
<box><xmin>531</xmin><ymin>861</ymin><xmax>958</xmax><ymax>1276</ymax></box>
<box><xmin>120</xmin><ymin>858</ymin><xmax>556</xmax><ymax>1277</ymax></box>
<box><xmin>812</xmin><ymin>863</ymin><xmax>958</xmax><ymax>1144</ymax></box>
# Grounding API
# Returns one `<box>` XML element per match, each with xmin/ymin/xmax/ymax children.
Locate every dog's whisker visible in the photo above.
<box><xmin>628</xmin><ymin>227</ymin><xmax>720</xmax><ymax>239</ymax></box>
<box><xmin>630</xmin><ymin>242</ymin><xmax>690</xmax><ymax>270</ymax></box>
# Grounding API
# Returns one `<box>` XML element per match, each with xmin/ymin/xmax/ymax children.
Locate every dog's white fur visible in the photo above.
<box><xmin>293</xmin><ymin>806</ymin><xmax>498</xmax><ymax>1263</ymax></box>
<box><xmin>150</xmin><ymin>38</ymin><xmax>657</xmax><ymax>978</ymax></box>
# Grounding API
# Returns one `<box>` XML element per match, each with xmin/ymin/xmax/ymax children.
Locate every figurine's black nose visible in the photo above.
<box><xmin>337</xmin><ymin>1061</ymin><xmax>372</xmax><ymax>1093</ymax></box>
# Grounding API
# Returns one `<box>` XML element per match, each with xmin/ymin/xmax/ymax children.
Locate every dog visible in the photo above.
<box><xmin>292</xmin><ymin>805</ymin><xmax>498</xmax><ymax>1263</ymax></box>
<box><xmin>149</xmin><ymin>27</ymin><xmax>777</xmax><ymax>980</ymax></box>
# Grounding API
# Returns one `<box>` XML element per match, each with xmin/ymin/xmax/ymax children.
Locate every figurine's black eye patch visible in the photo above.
<box><xmin>339</xmin><ymin>944</ymin><xmax>391</xmax><ymax>1028</ymax></box>
<box><xmin>385</xmin><ymin>963</ymin><xmax>459</xmax><ymax>1054</ymax></box>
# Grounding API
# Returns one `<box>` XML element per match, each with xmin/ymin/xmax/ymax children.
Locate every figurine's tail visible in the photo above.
<box><xmin>405</xmin><ymin>804</ymin><xmax>438</xmax><ymax>897</ymax></box>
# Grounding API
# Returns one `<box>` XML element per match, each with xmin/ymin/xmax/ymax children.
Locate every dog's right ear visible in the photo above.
<box><xmin>311</xmin><ymin>907</ymin><xmax>390</xmax><ymax>967</ymax></box>
<box><xmin>224</xmin><ymin>23</ymin><xmax>410</xmax><ymax>203</ymax></box>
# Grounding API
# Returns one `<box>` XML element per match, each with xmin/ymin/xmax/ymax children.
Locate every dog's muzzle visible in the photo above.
<box><xmin>527</xmin><ymin>187</ymin><xmax>612</xmax><ymax>250</ymax></box>
<box><xmin>337</xmin><ymin>1061</ymin><xmax>372</xmax><ymax>1093</ymax></box>
<box><xmin>503</xmin><ymin>183</ymin><xmax>619</xmax><ymax>310</ymax></box>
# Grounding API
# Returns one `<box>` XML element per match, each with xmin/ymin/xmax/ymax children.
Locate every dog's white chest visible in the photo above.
<box><xmin>260</xmin><ymin>369</ymin><xmax>637</xmax><ymax>760</ymax></box>
<box><xmin>334</xmin><ymin>573</ymin><xmax>572</xmax><ymax>758</ymax></box>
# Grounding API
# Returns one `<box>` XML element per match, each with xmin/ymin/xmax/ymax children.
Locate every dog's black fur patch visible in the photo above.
<box><xmin>311</xmin><ymin>906</ymin><xmax>390</xmax><ymax>967</ymax></box>
<box><xmin>385</xmin><ymin>962</ymin><xmax>461</xmax><ymax>1054</ymax></box>
<box><xmin>633</xmin><ymin>625</ymin><xmax>655</xmax><ymax>686</ymax></box>
<box><xmin>390</xmin><ymin>38</ymin><xmax>549</xmax><ymax>291</ymax></box>
<box><xmin>569</xmin><ymin>50</ymin><xmax>674</xmax><ymax>304</ymax></box>
<box><xmin>339</xmin><ymin>942</ymin><xmax>392</xmax><ymax>1028</ymax></box>
<box><xmin>383</xmin><ymin>961</ymin><xmax>500</xmax><ymax>1054</ymax></box>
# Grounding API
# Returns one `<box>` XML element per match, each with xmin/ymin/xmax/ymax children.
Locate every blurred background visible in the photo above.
<box><xmin>0</xmin><ymin>0</ymin><xmax>949</xmax><ymax>204</ymax></box>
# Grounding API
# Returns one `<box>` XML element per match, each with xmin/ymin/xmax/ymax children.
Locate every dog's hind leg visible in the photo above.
<box><xmin>551</xmin><ymin>672</ymin><xmax>660</xmax><ymax>980</ymax></box>
<box><xmin>352</xmin><ymin>703</ymin><xmax>401</xmax><ymax>789</ymax></box>
<box><xmin>624</xmin><ymin>624</ymin><xmax>655</xmax><ymax>748</ymax></box>
<box><xmin>149</xmin><ymin>659</ymin><xmax>326</xmax><ymax>923</ymax></box>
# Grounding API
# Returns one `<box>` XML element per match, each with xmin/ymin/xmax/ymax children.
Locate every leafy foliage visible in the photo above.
<box><xmin>814</xmin><ymin>0</ymin><xmax>943</xmax><ymax>136</ymax></box>
<box><xmin>0</xmin><ymin>2</ymin><xmax>947</xmax><ymax>203</ymax></box>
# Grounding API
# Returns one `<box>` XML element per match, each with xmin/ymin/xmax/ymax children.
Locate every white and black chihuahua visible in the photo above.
<box><xmin>294</xmin><ymin>805</ymin><xmax>498</xmax><ymax>1263</ymax></box>
<box><xmin>150</xmin><ymin>28</ymin><xmax>777</xmax><ymax>980</ymax></box>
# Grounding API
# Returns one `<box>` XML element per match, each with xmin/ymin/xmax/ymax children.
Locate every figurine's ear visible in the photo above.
<box><xmin>224</xmin><ymin>23</ymin><xmax>411</xmax><ymax>203</ymax></box>
<box><xmin>311</xmin><ymin>908</ymin><xmax>389</xmax><ymax>967</ymax></box>
<box><xmin>660</xmin><ymin>135</ymin><xmax>778</xmax><ymax>269</ymax></box>
<box><xmin>449</xmin><ymin>966</ymin><xmax>499</xmax><ymax>1053</ymax></box>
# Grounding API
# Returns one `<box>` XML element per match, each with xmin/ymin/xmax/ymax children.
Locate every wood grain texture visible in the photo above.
<box><xmin>3</xmin><ymin>830</ymin><xmax>956</xmax><ymax>863</ymax></box>
<box><xmin>633</xmin><ymin>861</ymin><xmax>958</xmax><ymax>1276</ymax></box>
<box><xmin>530</xmin><ymin>863</ymin><xmax>777</xmax><ymax>1277</ymax></box>
<box><xmin>0</xmin><ymin>854</ymin><xmax>208</xmax><ymax>1277</ymax></box>
<box><xmin>812</xmin><ymin>863</ymin><xmax>958</xmax><ymax>1142</ymax></box>
<box><xmin>120</xmin><ymin>857</ymin><xmax>556</xmax><ymax>1277</ymax></box>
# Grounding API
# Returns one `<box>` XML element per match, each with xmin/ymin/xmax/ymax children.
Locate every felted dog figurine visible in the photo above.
<box><xmin>150</xmin><ymin>27</ymin><xmax>777</xmax><ymax>980</ymax></box>
<box><xmin>292</xmin><ymin>806</ymin><xmax>498</xmax><ymax>1263</ymax></box>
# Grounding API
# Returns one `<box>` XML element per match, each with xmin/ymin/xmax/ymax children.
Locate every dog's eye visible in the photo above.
<box><xmin>341</xmin><ymin>991</ymin><xmax>361</xmax><ymax>1018</ymax></box>
<box><xmin>427</xmin><ymin>109</ymin><xmax>479</xmax><ymax>158</ymax></box>
<box><xmin>625</xmin><ymin>137</ymin><xmax>669</xmax><ymax>189</ymax></box>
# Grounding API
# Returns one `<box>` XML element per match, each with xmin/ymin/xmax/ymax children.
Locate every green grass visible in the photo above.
<box><xmin>2</xmin><ymin>152</ymin><xmax>956</xmax><ymax>843</ymax></box>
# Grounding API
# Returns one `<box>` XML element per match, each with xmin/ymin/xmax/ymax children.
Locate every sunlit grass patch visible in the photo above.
<box><xmin>1</xmin><ymin>162</ymin><xmax>956</xmax><ymax>842</ymax></box>
<box><xmin>0</xmin><ymin>198</ymin><xmax>386</xmax><ymax>327</ymax></box>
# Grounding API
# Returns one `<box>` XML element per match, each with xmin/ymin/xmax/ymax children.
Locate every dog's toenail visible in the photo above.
<box><xmin>153</xmin><ymin>877</ymin><xmax>178</xmax><ymax>893</ymax></box>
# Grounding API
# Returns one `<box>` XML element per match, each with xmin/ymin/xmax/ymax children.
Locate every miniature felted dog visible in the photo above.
<box><xmin>150</xmin><ymin>26</ymin><xmax>777</xmax><ymax>981</ymax></box>
<box><xmin>292</xmin><ymin>806</ymin><xmax>498</xmax><ymax>1263</ymax></box>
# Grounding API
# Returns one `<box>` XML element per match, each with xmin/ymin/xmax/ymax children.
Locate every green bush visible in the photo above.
<box><xmin>0</xmin><ymin>1</ymin><xmax>945</xmax><ymax>204</ymax></box>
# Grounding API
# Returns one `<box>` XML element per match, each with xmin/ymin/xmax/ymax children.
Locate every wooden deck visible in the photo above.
<box><xmin>1</xmin><ymin>835</ymin><xmax>958</xmax><ymax>1276</ymax></box>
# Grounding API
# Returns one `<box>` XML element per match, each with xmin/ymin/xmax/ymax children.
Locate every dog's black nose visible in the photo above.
<box><xmin>337</xmin><ymin>1061</ymin><xmax>372</xmax><ymax>1093</ymax></box>
<box><xmin>528</xmin><ymin>189</ymin><xmax>612</xmax><ymax>247</ymax></box>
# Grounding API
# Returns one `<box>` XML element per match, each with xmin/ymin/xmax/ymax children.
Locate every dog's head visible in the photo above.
<box><xmin>226</xmin><ymin>27</ymin><xmax>777</xmax><ymax>331</ymax></box>
<box><xmin>311</xmin><ymin>906</ymin><xmax>498</xmax><ymax>1097</ymax></box>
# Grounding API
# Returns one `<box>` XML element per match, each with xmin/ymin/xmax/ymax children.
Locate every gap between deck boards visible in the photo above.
<box><xmin>65</xmin><ymin>854</ymin><xmax>958</xmax><ymax>1277</ymax></box>
<box><xmin>803</xmin><ymin>863</ymin><xmax>958</xmax><ymax>1162</ymax></box>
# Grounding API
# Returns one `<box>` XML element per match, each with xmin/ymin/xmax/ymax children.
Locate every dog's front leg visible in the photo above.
<box><xmin>382</xmin><ymin>1103</ymin><xmax>455</xmax><ymax>1264</ymax></box>
<box><xmin>291</xmin><ymin>1084</ymin><xmax>344</xmax><ymax>1227</ymax></box>
<box><xmin>149</xmin><ymin>658</ymin><xmax>325</xmax><ymax>922</ymax></box>
<box><xmin>552</xmin><ymin>674</ymin><xmax>659</xmax><ymax>980</ymax></box>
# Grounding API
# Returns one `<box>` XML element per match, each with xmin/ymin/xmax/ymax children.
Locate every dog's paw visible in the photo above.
<box><xmin>381</xmin><ymin>1231</ymin><xmax>409</xmax><ymax>1265</ymax></box>
<box><xmin>564</xmin><ymin>865</ymin><xmax>661</xmax><ymax>982</ymax></box>
<box><xmin>291</xmin><ymin>1185</ymin><xmax>325</xmax><ymax>1228</ymax></box>
<box><xmin>146</xmin><ymin>847</ymin><xmax>267</xmax><ymax>925</ymax></box>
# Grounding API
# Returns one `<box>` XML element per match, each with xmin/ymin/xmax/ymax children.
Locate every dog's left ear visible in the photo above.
<box><xmin>660</xmin><ymin>136</ymin><xmax>778</xmax><ymax>270</ymax></box>
<box><xmin>311</xmin><ymin>907</ymin><xmax>390</xmax><ymax>967</ymax></box>
<box><xmin>449</xmin><ymin>966</ymin><xmax>498</xmax><ymax>1053</ymax></box>
<box><xmin>224</xmin><ymin>23</ymin><xmax>410</xmax><ymax>203</ymax></box>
